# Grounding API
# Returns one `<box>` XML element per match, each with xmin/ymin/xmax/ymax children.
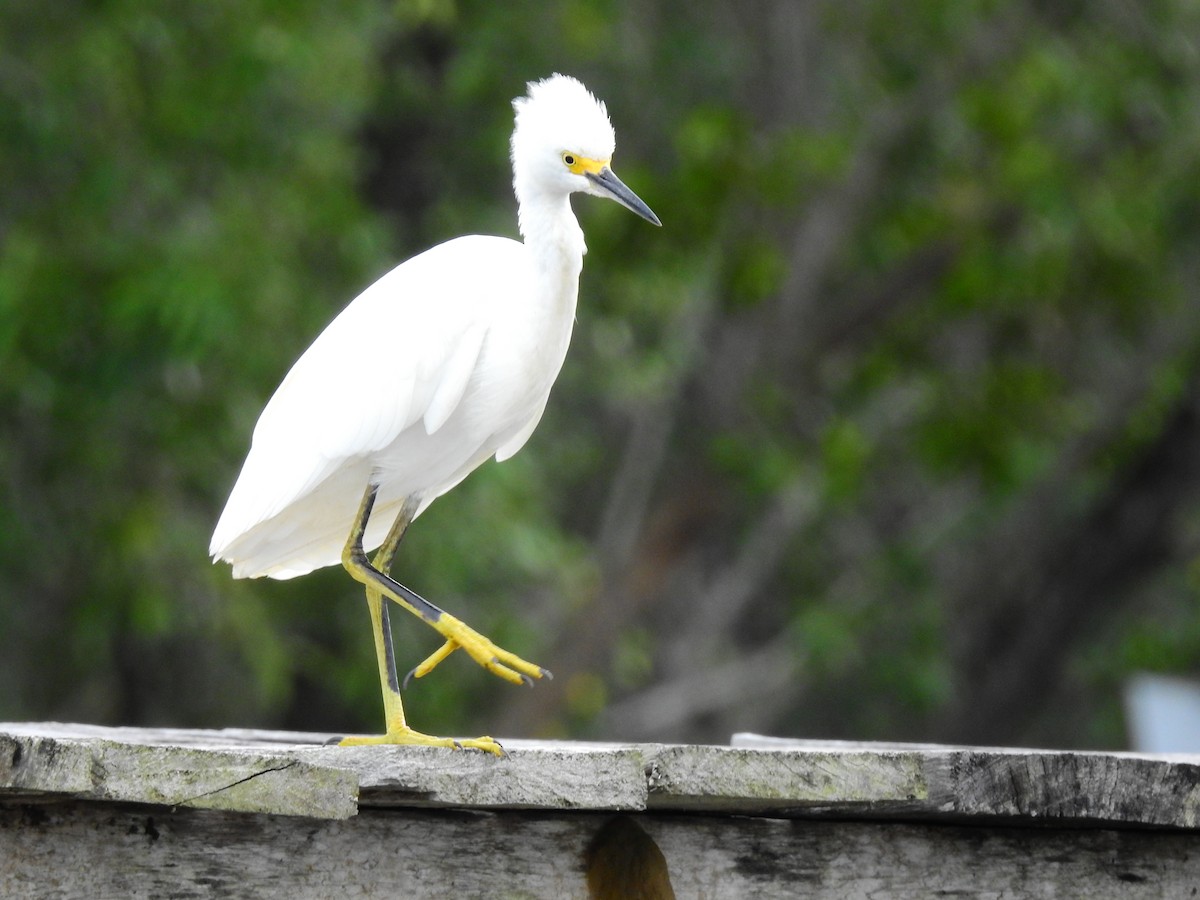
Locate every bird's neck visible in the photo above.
<box><xmin>517</xmin><ymin>192</ymin><xmax>587</xmax><ymax>279</ymax></box>
<box><xmin>513</xmin><ymin>191</ymin><xmax>586</xmax><ymax>378</ymax></box>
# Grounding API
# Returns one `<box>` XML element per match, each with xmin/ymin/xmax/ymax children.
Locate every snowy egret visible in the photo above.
<box><xmin>211</xmin><ymin>74</ymin><xmax>660</xmax><ymax>753</ymax></box>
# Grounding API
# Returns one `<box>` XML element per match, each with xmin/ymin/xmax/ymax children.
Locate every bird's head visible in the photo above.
<box><xmin>511</xmin><ymin>74</ymin><xmax>660</xmax><ymax>227</ymax></box>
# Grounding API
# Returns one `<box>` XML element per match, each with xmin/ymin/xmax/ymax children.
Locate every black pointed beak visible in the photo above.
<box><xmin>586</xmin><ymin>167</ymin><xmax>661</xmax><ymax>226</ymax></box>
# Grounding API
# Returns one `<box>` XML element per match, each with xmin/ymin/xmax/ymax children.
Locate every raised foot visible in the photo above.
<box><xmin>338</xmin><ymin>726</ymin><xmax>505</xmax><ymax>756</ymax></box>
<box><xmin>407</xmin><ymin>612</ymin><xmax>552</xmax><ymax>687</ymax></box>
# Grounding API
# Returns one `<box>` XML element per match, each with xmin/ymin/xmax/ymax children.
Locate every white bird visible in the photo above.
<box><xmin>210</xmin><ymin>74</ymin><xmax>660</xmax><ymax>753</ymax></box>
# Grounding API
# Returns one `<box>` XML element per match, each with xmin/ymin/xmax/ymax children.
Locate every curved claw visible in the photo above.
<box><xmin>518</xmin><ymin>668</ymin><xmax>554</xmax><ymax>686</ymax></box>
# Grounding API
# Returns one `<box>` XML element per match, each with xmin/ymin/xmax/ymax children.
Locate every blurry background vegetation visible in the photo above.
<box><xmin>2</xmin><ymin>0</ymin><xmax>1199</xmax><ymax>748</ymax></box>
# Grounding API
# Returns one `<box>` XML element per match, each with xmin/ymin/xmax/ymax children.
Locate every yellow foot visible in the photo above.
<box><xmin>338</xmin><ymin>726</ymin><xmax>505</xmax><ymax>756</ymax></box>
<box><xmin>406</xmin><ymin>612</ymin><xmax>552</xmax><ymax>687</ymax></box>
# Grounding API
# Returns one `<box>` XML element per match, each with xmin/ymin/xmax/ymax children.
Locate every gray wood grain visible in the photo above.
<box><xmin>5</xmin><ymin>724</ymin><xmax>1200</xmax><ymax>898</ymax></box>
<box><xmin>4</xmin><ymin>723</ymin><xmax>1200</xmax><ymax>829</ymax></box>
<box><xmin>2</xmin><ymin>803</ymin><xmax>1195</xmax><ymax>899</ymax></box>
<box><xmin>0</xmin><ymin>730</ymin><xmax>358</xmax><ymax>819</ymax></box>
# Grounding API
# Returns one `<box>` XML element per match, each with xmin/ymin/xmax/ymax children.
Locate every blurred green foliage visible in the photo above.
<box><xmin>2</xmin><ymin>0</ymin><xmax>1199</xmax><ymax>748</ymax></box>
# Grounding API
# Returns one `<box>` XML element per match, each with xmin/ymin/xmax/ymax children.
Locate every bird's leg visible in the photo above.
<box><xmin>351</xmin><ymin>498</ymin><xmax>412</xmax><ymax>738</ymax></box>
<box><xmin>341</xmin><ymin>491</ymin><xmax>504</xmax><ymax>753</ymax></box>
<box><xmin>341</xmin><ymin>486</ymin><xmax>550</xmax><ymax>686</ymax></box>
<box><xmin>338</xmin><ymin>485</ymin><xmax>548</xmax><ymax>752</ymax></box>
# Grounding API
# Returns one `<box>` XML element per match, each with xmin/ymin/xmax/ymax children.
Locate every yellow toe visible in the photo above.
<box><xmin>412</xmin><ymin>612</ymin><xmax>551</xmax><ymax>686</ymax></box>
<box><xmin>338</xmin><ymin>726</ymin><xmax>505</xmax><ymax>756</ymax></box>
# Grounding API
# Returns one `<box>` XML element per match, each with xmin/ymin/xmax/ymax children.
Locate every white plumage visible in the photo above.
<box><xmin>211</xmin><ymin>74</ymin><xmax>660</xmax><ymax>583</ymax></box>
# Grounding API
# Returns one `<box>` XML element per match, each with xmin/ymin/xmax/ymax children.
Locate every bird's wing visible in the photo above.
<box><xmin>211</xmin><ymin>236</ymin><xmax>521</xmax><ymax>558</ymax></box>
<box><xmin>494</xmin><ymin>395</ymin><xmax>549</xmax><ymax>462</ymax></box>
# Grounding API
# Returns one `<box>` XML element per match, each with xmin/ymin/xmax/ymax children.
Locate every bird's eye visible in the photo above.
<box><xmin>562</xmin><ymin>153</ymin><xmax>576</xmax><ymax>167</ymax></box>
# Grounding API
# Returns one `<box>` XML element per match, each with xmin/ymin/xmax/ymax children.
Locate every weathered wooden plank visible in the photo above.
<box><xmin>0</xmin><ymin>725</ymin><xmax>652</xmax><ymax>817</ymax></box>
<box><xmin>1</xmin><ymin>802</ymin><xmax>1195</xmax><ymax>899</ymax></box>
<box><xmin>4</xmin><ymin>724</ymin><xmax>1200</xmax><ymax>830</ymax></box>
<box><xmin>0</xmin><ymin>731</ymin><xmax>358</xmax><ymax>820</ymax></box>
<box><xmin>733</xmin><ymin>733</ymin><xmax>1200</xmax><ymax>828</ymax></box>
<box><xmin>293</xmin><ymin>741</ymin><xmax>650</xmax><ymax>811</ymax></box>
<box><xmin>645</xmin><ymin>743</ymin><xmax>929</xmax><ymax>815</ymax></box>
